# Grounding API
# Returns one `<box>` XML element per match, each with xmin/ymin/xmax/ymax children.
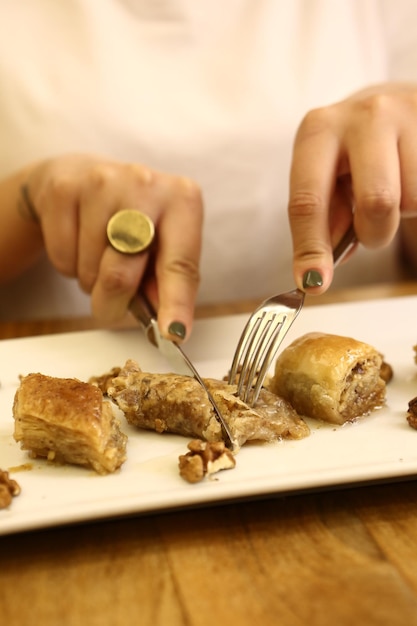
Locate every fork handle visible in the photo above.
<box><xmin>333</xmin><ymin>223</ymin><xmax>357</xmax><ymax>267</ymax></box>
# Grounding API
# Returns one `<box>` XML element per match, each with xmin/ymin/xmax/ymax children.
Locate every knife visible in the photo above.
<box><xmin>129</xmin><ymin>292</ymin><xmax>236</xmax><ymax>451</ymax></box>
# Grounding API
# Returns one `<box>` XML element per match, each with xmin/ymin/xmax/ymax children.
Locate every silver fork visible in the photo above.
<box><xmin>228</xmin><ymin>224</ymin><xmax>357</xmax><ymax>405</ymax></box>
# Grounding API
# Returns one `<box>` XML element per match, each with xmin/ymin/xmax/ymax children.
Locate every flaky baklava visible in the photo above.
<box><xmin>269</xmin><ymin>332</ymin><xmax>386</xmax><ymax>424</ymax></box>
<box><xmin>13</xmin><ymin>373</ymin><xmax>127</xmax><ymax>474</ymax></box>
<box><xmin>108</xmin><ymin>359</ymin><xmax>309</xmax><ymax>449</ymax></box>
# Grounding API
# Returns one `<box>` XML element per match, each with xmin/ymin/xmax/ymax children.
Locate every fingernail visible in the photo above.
<box><xmin>168</xmin><ymin>321</ymin><xmax>186</xmax><ymax>340</ymax></box>
<box><xmin>302</xmin><ymin>270</ymin><xmax>323</xmax><ymax>289</ymax></box>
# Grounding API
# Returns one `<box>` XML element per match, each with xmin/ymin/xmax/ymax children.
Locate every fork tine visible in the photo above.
<box><xmin>237</xmin><ymin>313</ymin><xmax>272</xmax><ymax>398</ymax></box>
<box><xmin>229</xmin><ymin>305</ymin><xmax>269</xmax><ymax>389</ymax></box>
<box><xmin>229</xmin><ymin>224</ymin><xmax>357</xmax><ymax>408</ymax></box>
<box><xmin>228</xmin><ymin>313</ymin><xmax>261</xmax><ymax>386</ymax></box>
<box><xmin>249</xmin><ymin>306</ymin><xmax>303</xmax><ymax>404</ymax></box>
<box><xmin>229</xmin><ymin>290</ymin><xmax>305</xmax><ymax>406</ymax></box>
<box><xmin>238</xmin><ymin>312</ymin><xmax>284</xmax><ymax>403</ymax></box>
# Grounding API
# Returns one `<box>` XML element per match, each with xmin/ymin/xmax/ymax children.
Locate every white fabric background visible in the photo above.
<box><xmin>0</xmin><ymin>0</ymin><xmax>416</xmax><ymax>320</ymax></box>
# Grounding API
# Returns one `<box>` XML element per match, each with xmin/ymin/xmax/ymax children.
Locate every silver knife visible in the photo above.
<box><xmin>129</xmin><ymin>292</ymin><xmax>236</xmax><ymax>451</ymax></box>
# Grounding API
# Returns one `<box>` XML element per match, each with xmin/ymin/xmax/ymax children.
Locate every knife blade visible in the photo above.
<box><xmin>129</xmin><ymin>292</ymin><xmax>236</xmax><ymax>451</ymax></box>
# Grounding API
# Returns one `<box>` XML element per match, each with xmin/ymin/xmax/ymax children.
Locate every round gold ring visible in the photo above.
<box><xmin>106</xmin><ymin>209</ymin><xmax>155</xmax><ymax>254</ymax></box>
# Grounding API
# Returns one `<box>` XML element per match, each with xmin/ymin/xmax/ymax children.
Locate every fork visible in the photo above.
<box><xmin>228</xmin><ymin>224</ymin><xmax>357</xmax><ymax>405</ymax></box>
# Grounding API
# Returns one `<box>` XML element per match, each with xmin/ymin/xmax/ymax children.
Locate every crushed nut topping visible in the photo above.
<box><xmin>0</xmin><ymin>469</ymin><xmax>21</xmax><ymax>509</ymax></box>
<box><xmin>178</xmin><ymin>439</ymin><xmax>236</xmax><ymax>483</ymax></box>
<box><xmin>407</xmin><ymin>397</ymin><xmax>417</xmax><ymax>430</ymax></box>
<box><xmin>88</xmin><ymin>367</ymin><xmax>121</xmax><ymax>396</ymax></box>
<box><xmin>406</xmin><ymin>345</ymin><xmax>417</xmax><ymax>429</ymax></box>
<box><xmin>89</xmin><ymin>367</ymin><xmax>121</xmax><ymax>395</ymax></box>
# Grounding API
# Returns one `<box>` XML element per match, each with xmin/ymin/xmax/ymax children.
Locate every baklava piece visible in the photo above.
<box><xmin>108</xmin><ymin>359</ymin><xmax>309</xmax><ymax>450</ymax></box>
<box><xmin>269</xmin><ymin>332</ymin><xmax>386</xmax><ymax>425</ymax></box>
<box><xmin>13</xmin><ymin>373</ymin><xmax>127</xmax><ymax>474</ymax></box>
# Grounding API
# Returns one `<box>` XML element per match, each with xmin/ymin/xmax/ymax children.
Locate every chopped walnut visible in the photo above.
<box><xmin>89</xmin><ymin>367</ymin><xmax>121</xmax><ymax>395</ymax></box>
<box><xmin>407</xmin><ymin>397</ymin><xmax>417</xmax><ymax>430</ymax></box>
<box><xmin>406</xmin><ymin>345</ymin><xmax>417</xmax><ymax>429</ymax></box>
<box><xmin>178</xmin><ymin>439</ymin><xmax>236</xmax><ymax>483</ymax></box>
<box><xmin>0</xmin><ymin>469</ymin><xmax>21</xmax><ymax>509</ymax></box>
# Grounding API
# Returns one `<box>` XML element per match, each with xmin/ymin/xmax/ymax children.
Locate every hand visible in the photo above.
<box><xmin>288</xmin><ymin>82</ymin><xmax>417</xmax><ymax>292</ymax></box>
<box><xmin>27</xmin><ymin>154</ymin><xmax>203</xmax><ymax>337</ymax></box>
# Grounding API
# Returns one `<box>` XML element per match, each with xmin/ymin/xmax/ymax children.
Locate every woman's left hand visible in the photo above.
<box><xmin>288</xmin><ymin>82</ymin><xmax>417</xmax><ymax>292</ymax></box>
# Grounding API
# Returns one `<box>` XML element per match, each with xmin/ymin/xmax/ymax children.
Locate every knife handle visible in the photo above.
<box><xmin>130</xmin><ymin>291</ymin><xmax>237</xmax><ymax>451</ymax></box>
<box><xmin>129</xmin><ymin>292</ymin><xmax>158</xmax><ymax>346</ymax></box>
<box><xmin>333</xmin><ymin>222</ymin><xmax>357</xmax><ymax>268</ymax></box>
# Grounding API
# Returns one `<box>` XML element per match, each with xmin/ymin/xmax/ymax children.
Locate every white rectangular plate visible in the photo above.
<box><xmin>1</xmin><ymin>296</ymin><xmax>417</xmax><ymax>536</ymax></box>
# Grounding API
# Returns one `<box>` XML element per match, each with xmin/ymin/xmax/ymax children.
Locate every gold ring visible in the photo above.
<box><xmin>106</xmin><ymin>209</ymin><xmax>155</xmax><ymax>254</ymax></box>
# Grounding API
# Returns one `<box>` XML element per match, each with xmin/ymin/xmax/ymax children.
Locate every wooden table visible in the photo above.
<box><xmin>2</xmin><ymin>282</ymin><xmax>417</xmax><ymax>626</ymax></box>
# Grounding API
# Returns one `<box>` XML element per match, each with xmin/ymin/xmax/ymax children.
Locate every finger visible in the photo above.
<box><xmin>77</xmin><ymin>163</ymin><xmax>154</xmax><ymax>292</ymax></box>
<box><xmin>89</xmin><ymin>165</ymin><xmax>167</xmax><ymax>322</ymax></box>
<box><xmin>288</xmin><ymin>109</ymin><xmax>341</xmax><ymax>293</ymax></box>
<box><xmin>37</xmin><ymin>177</ymin><xmax>79</xmax><ymax>277</ymax></box>
<box><xmin>77</xmin><ymin>198</ymin><xmax>115</xmax><ymax>294</ymax></box>
<box><xmin>155</xmin><ymin>177</ymin><xmax>203</xmax><ymax>341</ymax></box>
<box><xmin>346</xmin><ymin>121</ymin><xmax>401</xmax><ymax>247</ymax></box>
<box><xmin>398</xmin><ymin>131</ymin><xmax>417</xmax><ymax>219</ymax></box>
<box><xmin>91</xmin><ymin>246</ymin><xmax>149</xmax><ymax>322</ymax></box>
<box><xmin>328</xmin><ymin>173</ymin><xmax>356</xmax><ymax>246</ymax></box>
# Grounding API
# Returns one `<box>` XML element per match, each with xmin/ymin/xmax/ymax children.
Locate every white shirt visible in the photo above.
<box><xmin>0</xmin><ymin>0</ymin><xmax>416</xmax><ymax>320</ymax></box>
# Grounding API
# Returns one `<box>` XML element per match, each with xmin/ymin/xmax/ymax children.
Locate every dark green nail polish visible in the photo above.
<box><xmin>168</xmin><ymin>321</ymin><xmax>186</xmax><ymax>340</ymax></box>
<box><xmin>302</xmin><ymin>270</ymin><xmax>323</xmax><ymax>289</ymax></box>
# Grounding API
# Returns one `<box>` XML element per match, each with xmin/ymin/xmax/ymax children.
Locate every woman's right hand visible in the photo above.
<box><xmin>23</xmin><ymin>154</ymin><xmax>204</xmax><ymax>340</ymax></box>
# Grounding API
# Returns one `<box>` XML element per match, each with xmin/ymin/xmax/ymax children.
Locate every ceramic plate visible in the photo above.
<box><xmin>1</xmin><ymin>296</ymin><xmax>416</xmax><ymax>535</ymax></box>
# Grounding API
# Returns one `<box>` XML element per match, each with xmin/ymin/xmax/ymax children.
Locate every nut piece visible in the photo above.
<box><xmin>0</xmin><ymin>469</ymin><xmax>21</xmax><ymax>509</ymax></box>
<box><xmin>89</xmin><ymin>367</ymin><xmax>121</xmax><ymax>395</ymax></box>
<box><xmin>178</xmin><ymin>439</ymin><xmax>236</xmax><ymax>483</ymax></box>
<box><xmin>407</xmin><ymin>397</ymin><xmax>417</xmax><ymax>430</ymax></box>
